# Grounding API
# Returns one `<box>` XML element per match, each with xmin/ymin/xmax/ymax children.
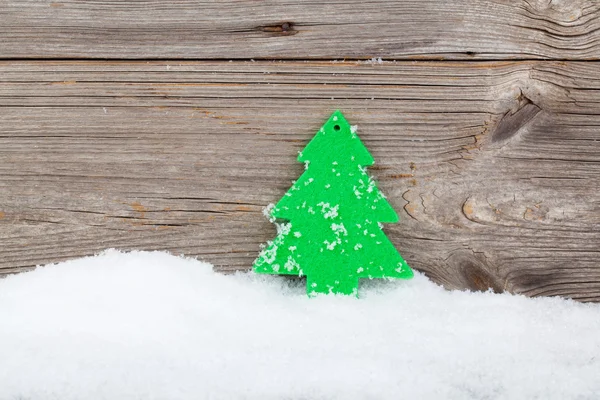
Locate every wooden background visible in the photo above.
<box><xmin>1</xmin><ymin>0</ymin><xmax>599</xmax><ymax>301</ymax></box>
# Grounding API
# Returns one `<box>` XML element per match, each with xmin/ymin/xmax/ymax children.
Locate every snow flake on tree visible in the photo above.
<box><xmin>253</xmin><ymin>110</ymin><xmax>413</xmax><ymax>296</ymax></box>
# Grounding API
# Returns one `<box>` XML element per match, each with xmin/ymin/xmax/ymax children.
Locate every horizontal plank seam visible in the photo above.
<box><xmin>1</xmin><ymin>57</ymin><xmax>600</xmax><ymax>63</ymax></box>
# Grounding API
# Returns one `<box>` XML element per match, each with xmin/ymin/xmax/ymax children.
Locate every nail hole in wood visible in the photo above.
<box><xmin>260</xmin><ymin>21</ymin><xmax>298</xmax><ymax>36</ymax></box>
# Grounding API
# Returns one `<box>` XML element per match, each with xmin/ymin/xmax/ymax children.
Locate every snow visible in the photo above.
<box><xmin>1</xmin><ymin>250</ymin><xmax>599</xmax><ymax>400</ymax></box>
<box><xmin>262</xmin><ymin>202</ymin><xmax>275</xmax><ymax>223</ymax></box>
<box><xmin>366</xmin><ymin>57</ymin><xmax>383</xmax><ymax>65</ymax></box>
<box><xmin>317</xmin><ymin>201</ymin><xmax>339</xmax><ymax>219</ymax></box>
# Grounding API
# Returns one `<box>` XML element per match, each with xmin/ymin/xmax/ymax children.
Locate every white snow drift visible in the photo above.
<box><xmin>0</xmin><ymin>250</ymin><xmax>599</xmax><ymax>400</ymax></box>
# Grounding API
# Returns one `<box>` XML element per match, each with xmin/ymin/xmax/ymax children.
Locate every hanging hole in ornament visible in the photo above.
<box><xmin>334</xmin><ymin>125</ymin><xmax>341</xmax><ymax>131</ymax></box>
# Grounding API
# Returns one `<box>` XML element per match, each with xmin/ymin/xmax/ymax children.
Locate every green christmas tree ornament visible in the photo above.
<box><xmin>254</xmin><ymin>110</ymin><xmax>413</xmax><ymax>297</ymax></box>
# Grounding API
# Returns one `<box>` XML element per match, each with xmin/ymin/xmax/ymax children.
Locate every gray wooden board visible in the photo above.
<box><xmin>0</xmin><ymin>60</ymin><xmax>599</xmax><ymax>301</ymax></box>
<box><xmin>1</xmin><ymin>0</ymin><xmax>600</xmax><ymax>60</ymax></box>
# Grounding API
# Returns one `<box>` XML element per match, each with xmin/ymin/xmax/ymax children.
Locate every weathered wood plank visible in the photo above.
<box><xmin>1</xmin><ymin>0</ymin><xmax>600</xmax><ymax>60</ymax></box>
<box><xmin>0</xmin><ymin>60</ymin><xmax>599</xmax><ymax>301</ymax></box>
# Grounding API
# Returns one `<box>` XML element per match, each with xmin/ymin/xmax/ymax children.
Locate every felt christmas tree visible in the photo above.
<box><xmin>254</xmin><ymin>110</ymin><xmax>413</xmax><ymax>296</ymax></box>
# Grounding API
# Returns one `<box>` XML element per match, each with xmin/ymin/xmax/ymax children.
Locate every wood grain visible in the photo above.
<box><xmin>0</xmin><ymin>60</ymin><xmax>598</xmax><ymax>301</ymax></box>
<box><xmin>1</xmin><ymin>0</ymin><xmax>600</xmax><ymax>60</ymax></box>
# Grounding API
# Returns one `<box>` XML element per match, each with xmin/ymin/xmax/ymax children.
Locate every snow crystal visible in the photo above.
<box><xmin>353</xmin><ymin>178</ymin><xmax>369</xmax><ymax>200</ymax></box>
<box><xmin>323</xmin><ymin>240</ymin><xmax>337</xmax><ymax>251</ymax></box>
<box><xmin>293</xmin><ymin>231</ymin><xmax>302</xmax><ymax>238</ymax></box>
<box><xmin>262</xmin><ymin>203</ymin><xmax>275</xmax><ymax>223</ymax></box>
<box><xmin>259</xmin><ymin>242</ymin><xmax>278</xmax><ymax>264</ymax></box>
<box><xmin>367</xmin><ymin>179</ymin><xmax>376</xmax><ymax>193</ymax></box>
<box><xmin>331</xmin><ymin>223</ymin><xmax>348</xmax><ymax>237</ymax></box>
<box><xmin>284</xmin><ymin>256</ymin><xmax>299</xmax><ymax>272</ymax></box>
<box><xmin>0</xmin><ymin>250</ymin><xmax>599</xmax><ymax>400</ymax></box>
<box><xmin>366</xmin><ymin>57</ymin><xmax>383</xmax><ymax>64</ymax></box>
<box><xmin>350</xmin><ymin>125</ymin><xmax>358</xmax><ymax>134</ymax></box>
<box><xmin>317</xmin><ymin>202</ymin><xmax>339</xmax><ymax>219</ymax></box>
<box><xmin>275</xmin><ymin>222</ymin><xmax>291</xmax><ymax>236</ymax></box>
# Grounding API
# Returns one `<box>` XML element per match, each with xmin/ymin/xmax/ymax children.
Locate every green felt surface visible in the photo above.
<box><xmin>254</xmin><ymin>111</ymin><xmax>413</xmax><ymax>296</ymax></box>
